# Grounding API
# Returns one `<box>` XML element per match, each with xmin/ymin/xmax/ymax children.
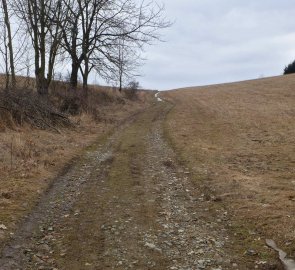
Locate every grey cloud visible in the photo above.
<box><xmin>136</xmin><ymin>0</ymin><xmax>295</xmax><ymax>90</ymax></box>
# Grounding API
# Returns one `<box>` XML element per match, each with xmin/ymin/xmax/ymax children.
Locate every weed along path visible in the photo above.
<box><xmin>0</xmin><ymin>100</ymin><xmax>280</xmax><ymax>269</ymax></box>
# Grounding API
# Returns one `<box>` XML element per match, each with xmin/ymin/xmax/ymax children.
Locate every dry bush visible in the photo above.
<box><xmin>124</xmin><ymin>89</ymin><xmax>138</xmax><ymax>100</ymax></box>
<box><xmin>0</xmin><ymin>82</ymin><xmax>143</xmax><ymax>132</ymax></box>
<box><xmin>124</xmin><ymin>81</ymin><xmax>139</xmax><ymax>100</ymax></box>
<box><xmin>0</xmin><ymin>89</ymin><xmax>72</xmax><ymax>131</ymax></box>
<box><xmin>50</xmin><ymin>84</ymin><xmax>126</xmax><ymax>119</ymax></box>
<box><xmin>0</xmin><ymin>74</ymin><xmax>153</xmax><ymax>135</ymax></box>
<box><xmin>0</xmin><ymin>109</ymin><xmax>16</xmax><ymax>131</ymax></box>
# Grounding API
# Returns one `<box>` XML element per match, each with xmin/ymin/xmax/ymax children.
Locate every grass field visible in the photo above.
<box><xmin>163</xmin><ymin>74</ymin><xmax>295</xmax><ymax>260</ymax></box>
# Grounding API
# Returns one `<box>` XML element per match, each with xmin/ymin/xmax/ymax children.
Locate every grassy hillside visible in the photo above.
<box><xmin>163</xmin><ymin>74</ymin><xmax>295</xmax><ymax>263</ymax></box>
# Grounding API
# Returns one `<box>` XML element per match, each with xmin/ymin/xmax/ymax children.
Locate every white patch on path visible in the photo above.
<box><xmin>155</xmin><ymin>92</ymin><xmax>163</xmax><ymax>102</ymax></box>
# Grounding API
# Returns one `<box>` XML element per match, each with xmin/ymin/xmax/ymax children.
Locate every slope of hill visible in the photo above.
<box><xmin>163</xmin><ymin>74</ymin><xmax>295</xmax><ymax>264</ymax></box>
<box><xmin>1</xmin><ymin>75</ymin><xmax>293</xmax><ymax>269</ymax></box>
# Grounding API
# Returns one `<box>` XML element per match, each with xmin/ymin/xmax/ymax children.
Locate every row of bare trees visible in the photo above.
<box><xmin>0</xmin><ymin>0</ymin><xmax>170</xmax><ymax>96</ymax></box>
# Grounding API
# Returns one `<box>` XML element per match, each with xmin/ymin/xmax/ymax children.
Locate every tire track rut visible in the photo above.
<box><xmin>0</xmin><ymin>102</ymin><xmax>233</xmax><ymax>270</ymax></box>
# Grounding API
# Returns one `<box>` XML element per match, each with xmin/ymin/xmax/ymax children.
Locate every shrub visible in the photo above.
<box><xmin>124</xmin><ymin>80</ymin><xmax>140</xmax><ymax>100</ymax></box>
<box><xmin>60</xmin><ymin>96</ymin><xmax>81</xmax><ymax>115</ymax></box>
<box><xmin>0</xmin><ymin>89</ymin><xmax>72</xmax><ymax>131</ymax></box>
<box><xmin>284</xmin><ymin>60</ymin><xmax>295</xmax><ymax>75</ymax></box>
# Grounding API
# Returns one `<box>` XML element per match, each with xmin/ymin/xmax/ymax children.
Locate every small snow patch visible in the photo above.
<box><xmin>0</xmin><ymin>224</ymin><xmax>7</xmax><ymax>230</ymax></box>
<box><xmin>155</xmin><ymin>92</ymin><xmax>163</xmax><ymax>102</ymax></box>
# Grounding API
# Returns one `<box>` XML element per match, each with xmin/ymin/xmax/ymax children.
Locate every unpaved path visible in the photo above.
<box><xmin>0</xmin><ymin>101</ymin><xmax>258</xmax><ymax>269</ymax></box>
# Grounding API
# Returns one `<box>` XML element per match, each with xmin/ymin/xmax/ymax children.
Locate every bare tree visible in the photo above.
<box><xmin>2</xmin><ymin>0</ymin><xmax>169</xmax><ymax>97</ymax></box>
<box><xmin>115</xmin><ymin>37</ymin><xmax>142</xmax><ymax>92</ymax></box>
<box><xmin>1</xmin><ymin>0</ymin><xmax>15</xmax><ymax>88</ymax></box>
<box><xmin>117</xmin><ymin>40</ymin><xmax>124</xmax><ymax>92</ymax></box>
<box><xmin>61</xmin><ymin>0</ymin><xmax>109</xmax><ymax>91</ymax></box>
<box><xmin>13</xmin><ymin>0</ymin><xmax>69</xmax><ymax>96</ymax></box>
<box><xmin>61</xmin><ymin>0</ymin><xmax>170</xmax><ymax>92</ymax></box>
<box><xmin>0</xmin><ymin>22</ymin><xmax>9</xmax><ymax>90</ymax></box>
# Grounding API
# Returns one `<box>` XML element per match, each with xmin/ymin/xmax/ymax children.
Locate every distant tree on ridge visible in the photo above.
<box><xmin>284</xmin><ymin>60</ymin><xmax>295</xmax><ymax>75</ymax></box>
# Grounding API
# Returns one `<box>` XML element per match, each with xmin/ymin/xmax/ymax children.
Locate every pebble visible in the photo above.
<box><xmin>246</xmin><ymin>249</ymin><xmax>258</xmax><ymax>256</ymax></box>
<box><xmin>0</xmin><ymin>224</ymin><xmax>7</xmax><ymax>230</ymax></box>
<box><xmin>144</xmin><ymin>242</ymin><xmax>162</xmax><ymax>253</ymax></box>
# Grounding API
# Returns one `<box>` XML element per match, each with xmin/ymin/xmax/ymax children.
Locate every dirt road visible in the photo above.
<box><xmin>0</xmin><ymin>99</ymin><xmax>277</xmax><ymax>269</ymax></box>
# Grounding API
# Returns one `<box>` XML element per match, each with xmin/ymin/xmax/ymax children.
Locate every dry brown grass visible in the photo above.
<box><xmin>0</xmin><ymin>83</ymin><xmax>153</xmax><ymax>244</ymax></box>
<box><xmin>163</xmin><ymin>74</ymin><xmax>295</xmax><ymax>259</ymax></box>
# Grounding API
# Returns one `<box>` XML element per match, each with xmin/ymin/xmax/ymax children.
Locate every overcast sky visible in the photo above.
<box><xmin>136</xmin><ymin>0</ymin><xmax>295</xmax><ymax>90</ymax></box>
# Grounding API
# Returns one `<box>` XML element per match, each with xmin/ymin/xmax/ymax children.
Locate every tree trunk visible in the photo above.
<box><xmin>70</xmin><ymin>60</ymin><xmax>79</xmax><ymax>90</ymax></box>
<box><xmin>2</xmin><ymin>0</ymin><xmax>16</xmax><ymax>88</ymax></box>
<box><xmin>81</xmin><ymin>76</ymin><xmax>88</xmax><ymax>101</ymax></box>
<box><xmin>82</xmin><ymin>75</ymin><xmax>88</xmax><ymax>96</ymax></box>
<box><xmin>3</xmin><ymin>26</ymin><xmax>9</xmax><ymax>91</ymax></box>
<box><xmin>39</xmin><ymin>0</ymin><xmax>47</xmax><ymax>95</ymax></box>
<box><xmin>82</xmin><ymin>58</ymin><xmax>89</xmax><ymax>97</ymax></box>
<box><xmin>36</xmin><ymin>71</ymin><xmax>48</xmax><ymax>96</ymax></box>
<box><xmin>119</xmin><ymin>70</ymin><xmax>123</xmax><ymax>92</ymax></box>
